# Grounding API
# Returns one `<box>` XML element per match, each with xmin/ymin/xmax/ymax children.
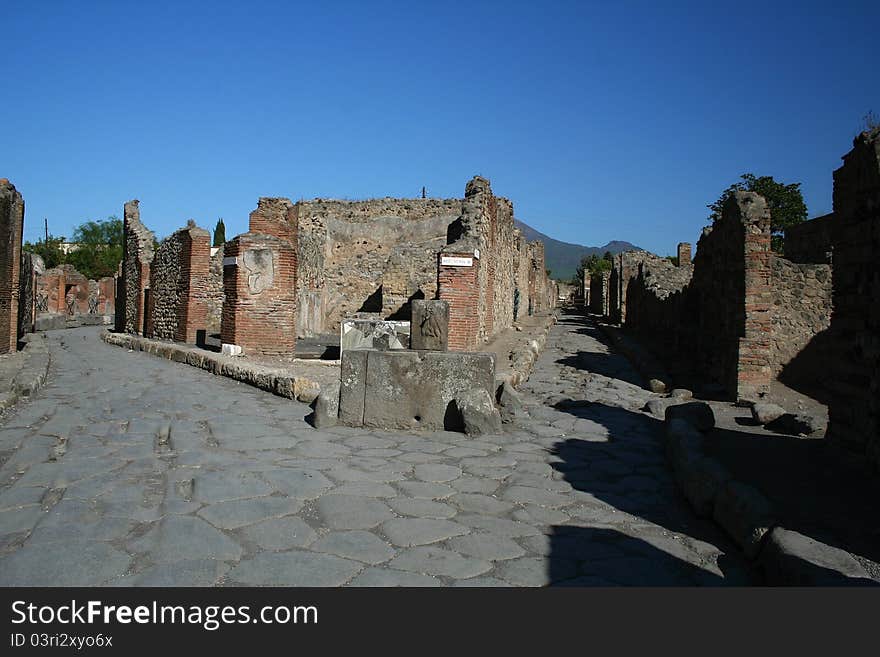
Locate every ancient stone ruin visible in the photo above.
<box><xmin>119</xmin><ymin>199</ymin><xmax>155</xmax><ymax>334</ymax></box>
<box><xmin>0</xmin><ymin>179</ymin><xmax>24</xmax><ymax>354</ymax></box>
<box><xmin>588</xmin><ymin>127</ymin><xmax>880</xmax><ymax>471</ymax></box>
<box><xmin>221</xmin><ymin>198</ymin><xmax>299</xmax><ymax>356</ymax></box>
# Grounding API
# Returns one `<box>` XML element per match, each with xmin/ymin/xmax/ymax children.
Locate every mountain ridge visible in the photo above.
<box><xmin>515</xmin><ymin>220</ymin><xmax>638</xmax><ymax>281</ymax></box>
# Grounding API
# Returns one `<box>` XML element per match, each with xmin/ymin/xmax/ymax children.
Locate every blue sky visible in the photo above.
<box><xmin>4</xmin><ymin>1</ymin><xmax>878</xmax><ymax>256</ymax></box>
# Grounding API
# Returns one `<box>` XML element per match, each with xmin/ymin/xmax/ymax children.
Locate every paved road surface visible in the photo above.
<box><xmin>0</xmin><ymin>315</ymin><xmax>750</xmax><ymax>586</ymax></box>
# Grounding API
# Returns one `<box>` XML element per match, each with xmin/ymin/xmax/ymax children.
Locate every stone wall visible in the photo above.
<box><xmin>825</xmin><ymin>128</ymin><xmax>880</xmax><ymax>467</ymax></box>
<box><xmin>206</xmin><ymin>246</ymin><xmax>225</xmax><ymax>335</ymax></box>
<box><xmin>769</xmin><ymin>256</ymin><xmax>832</xmax><ymax>377</ymax></box>
<box><xmin>620</xmin><ymin>192</ymin><xmax>773</xmax><ymax>400</ymax></box>
<box><xmin>0</xmin><ymin>179</ymin><xmax>24</xmax><ymax>353</ymax></box>
<box><xmin>296</xmin><ymin>198</ymin><xmax>459</xmax><ymax>336</ymax></box>
<box><xmin>784</xmin><ymin>213</ymin><xmax>835</xmax><ymax>264</ymax></box>
<box><xmin>147</xmin><ymin>221</ymin><xmax>211</xmax><ymax>343</ymax></box>
<box><xmin>17</xmin><ymin>252</ymin><xmax>43</xmax><ymax>337</ymax></box>
<box><xmin>120</xmin><ymin>200</ymin><xmax>155</xmax><ymax>334</ymax></box>
<box><xmin>221</xmin><ymin>198</ymin><xmax>298</xmax><ymax>355</ymax></box>
<box><xmin>439</xmin><ymin>176</ymin><xmax>548</xmax><ymax>350</ymax></box>
<box><xmin>589</xmin><ymin>271</ymin><xmax>610</xmax><ymax>316</ymax></box>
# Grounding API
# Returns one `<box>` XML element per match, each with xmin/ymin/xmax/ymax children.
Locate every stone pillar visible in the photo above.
<box><xmin>732</xmin><ymin>192</ymin><xmax>772</xmax><ymax>402</ymax></box>
<box><xmin>121</xmin><ymin>200</ymin><xmax>155</xmax><ymax>335</ymax></box>
<box><xmin>221</xmin><ymin>198</ymin><xmax>298</xmax><ymax>355</ymax></box>
<box><xmin>411</xmin><ymin>299</ymin><xmax>449</xmax><ymax>351</ymax></box>
<box><xmin>438</xmin><ymin>248</ymin><xmax>480</xmax><ymax>351</ymax></box>
<box><xmin>677</xmin><ymin>242</ymin><xmax>692</xmax><ymax>265</ymax></box>
<box><xmin>0</xmin><ymin>180</ymin><xmax>24</xmax><ymax>354</ymax></box>
<box><xmin>18</xmin><ymin>252</ymin><xmax>43</xmax><ymax>337</ymax></box>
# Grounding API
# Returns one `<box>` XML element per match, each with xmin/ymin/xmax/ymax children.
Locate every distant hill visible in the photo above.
<box><xmin>515</xmin><ymin>220</ymin><xmax>638</xmax><ymax>281</ymax></box>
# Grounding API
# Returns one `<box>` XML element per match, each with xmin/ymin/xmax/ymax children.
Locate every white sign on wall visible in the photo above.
<box><xmin>223</xmin><ymin>256</ymin><xmax>239</xmax><ymax>267</ymax></box>
<box><xmin>440</xmin><ymin>256</ymin><xmax>474</xmax><ymax>267</ymax></box>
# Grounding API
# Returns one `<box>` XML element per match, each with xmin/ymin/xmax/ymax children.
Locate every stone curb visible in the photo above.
<box><xmin>494</xmin><ymin>312</ymin><xmax>558</xmax><ymax>392</ymax></box>
<box><xmin>0</xmin><ymin>334</ymin><xmax>52</xmax><ymax>412</ymax></box>
<box><xmin>663</xmin><ymin>413</ymin><xmax>876</xmax><ymax>586</ymax></box>
<box><xmin>100</xmin><ymin>331</ymin><xmax>320</xmax><ymax>403</ymax></box>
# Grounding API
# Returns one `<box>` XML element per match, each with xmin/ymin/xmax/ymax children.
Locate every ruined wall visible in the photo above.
<box><xmin>296</xmin><ymin>198</ymin><xmax>459</xmax><ymax>336</ymax></box>
<box><xmin>769</xmin><ymin>256</ymin><xmax>832</xmax><ymax>376</ymax></box>
<box><xmin>0</xmin><ymin>179</ymin><xmax>24</xmax><ymax>353</ymax></box>
<box><xmin>528</xmin><ymin>240</ymin><xmax>549</xmax><ymax>314</ymax></box>
<box><xmin>221</xmin><ymin>198</ymin><xmax>298</xmax><ymax>355</ymax></box>
<box><xmin>17</xmin><ymin>252</ymin><xmax>43</xmax><ymax>337</ymax></box>
<box><xmin>589</xmin><ymin>271</ymin><xmax>610</xmax><ymax>316</ymax></box>
<box><xmin>120</xmin><ymin>200</ymin><xmax>155</xmax><ymax>334</ymax></box>
<box><xmin>513</xmin><ymin>230</ymin><xmax>530</xmax><ymax>321</ymax></box>
<box><xmin>622</xmin><ymin>192</ymin><xmax>772</xmax><ymax>400</ymax></box>
<box><xmin>37</xmin><ymin>264</ymin><xmax>91</xmax><ymax>315</ymax></box>
<box><xmin>438</xmin><ymin>177</ymin><xmax>543</xmax><ymax>350</ymax></box>
<box><xmin>784</xmin><ymin>213</ymin><xmax>835</xmax><ymax>264</ymax></box>
<box><xmin>206</xmin><ymin>246</ymin><xmax>224</xmax><ymax>335</ymax></box>
<box><xmin>825</xmin><ymin>127</ymin><xmax>880</xmax><ymax>467</ymax></box>
<box><xmin>148</xmin><ymin>221</ymin><xmax>211</xmax><ymax>343</ymax></box>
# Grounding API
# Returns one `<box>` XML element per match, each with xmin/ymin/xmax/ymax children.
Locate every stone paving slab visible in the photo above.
<box><xmin>0</xmin><ymin>322</ymin><xmax>751</xmax><ymax>586</ymax></box>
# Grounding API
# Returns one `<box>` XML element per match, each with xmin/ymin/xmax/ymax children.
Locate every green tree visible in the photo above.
<box><xmin>708</xmin><ymin>173</ymin><xmax>807</xmax><ymax>253</ymax></box>
<box><xmin>213</xmin><ymin>218</ymin><xmax>226</xmax><ymax>246</ymax></box>
<box><xmin>23</xmin><ymin>234</ymin><xmax>66</xmax><ymax>269</ymax></box>
<box><xmin>65</xmin><ymin>216</ymin><xmax>123</xmax><ymax>279</ymax></box>
<box><xmin>573</xmin><ymin>252</ymin><xmax>613</xmax><ymax>284</ymax></box>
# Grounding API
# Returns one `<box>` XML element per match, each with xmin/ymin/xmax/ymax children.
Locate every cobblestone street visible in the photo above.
<box><xmin>0</xmin><ymin>316</ymin><xmax>750</xmax><ymax>586</ymax></box>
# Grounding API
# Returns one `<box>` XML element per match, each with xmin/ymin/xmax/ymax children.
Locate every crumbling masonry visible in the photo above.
<box><xmin>0</xmin><ymin>179</ymin><xmax>24</xmax><ymax>354</ymax></box>
<box><xmin>221</xmin><ymin>198</ymin><xmax>298</xmax><ymax>355</ymax></box>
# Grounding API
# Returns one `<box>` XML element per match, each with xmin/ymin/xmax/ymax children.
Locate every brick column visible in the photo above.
<box><xmin>735</xmin><ymin>193</ymin><xmax>772</xmax><ymax>401</ymax></box>
<box><xmin>221</xmin><ymin>198</ymin><xmax>298</xmax><ymax>355</ymax></box>
<box><xmin>677</xmin><ymin>242</ymin><xmax>692</xmax><ymax>265</ymax></box>
<box><xmin>0</xmin><ymin>179</ymin><xmax>24</xmax><ymax>354</ymax></box>
<box><xmin>176</xmin><ymin>226</ymin><xmax>211</xmax><ymax>343</ymax></box>
<box><xmin>438</xmin><ymin>250</ymin><xmax>480</xmax><ymax>351</ymax></box>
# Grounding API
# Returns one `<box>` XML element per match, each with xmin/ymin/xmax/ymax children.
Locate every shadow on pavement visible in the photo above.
<box><xmin>546</xmin><ymin>400</ymin><xmax>755</xmax><ymax>586</ymax></box>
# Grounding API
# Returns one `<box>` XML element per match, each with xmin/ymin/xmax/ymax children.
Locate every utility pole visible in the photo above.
<box><xmin>44</xmin><ymin>217</ymin><xmax>48</xmax><ymax>244</ymax></box>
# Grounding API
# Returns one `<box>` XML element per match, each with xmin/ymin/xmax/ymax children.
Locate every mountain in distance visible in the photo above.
<box><xmin>515</xmin><ymin>219</ymin><xmax>639</xmax><ymax>281</ymax></box>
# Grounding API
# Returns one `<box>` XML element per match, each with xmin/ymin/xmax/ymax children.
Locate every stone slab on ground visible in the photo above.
<box><xmin>338</xmin><ymin>349</ymin><xmax>496</xmax><ymax>431</ymax></box>
<box><xmin>758</xmin><ymin>527</ymin><xmax>876</xmax><ymax>586</ymax></box>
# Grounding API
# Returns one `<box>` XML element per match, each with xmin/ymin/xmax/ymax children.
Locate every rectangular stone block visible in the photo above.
<box><xmin>338</xmin><ymin>349</ymin><xmax>369</xmax><ymax>426</ymax></box>
<box><xmin>410</xmin><ymin>299</ymin><xmax>449</xmax><ymax>351</ymax></box>
<box><xmin>340</xmin><ymin>318</ymin><xmax>410</xmax><ymax>352</ymax></box>
<box><xmin>355</xmin><ymin>349</ymin><xmax>496</xmax><ymax>431</ymax></box>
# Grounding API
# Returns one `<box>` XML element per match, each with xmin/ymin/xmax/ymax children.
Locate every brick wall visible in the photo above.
<box><xmin>221</xmin><ymin>198</ymin><xmax>298</xmax><ymax>355</ymax></box>
<box><xmin>438</xmin><ymin>250</ymin><xmax>481</xmax><ymax>351</ymax></box>
<box><xmin>438</xmin><ymin>176</ymin><xmax>550</xmax><ymax>350</ymax></box>
<box><xmin>825</xmin><ymin>127</ymin><xmax>880</xmax><ymax>468</ymax></box>
<box><xmin>677</xmin><ymin>242</ymin><xmax>692</xmax><ymax>264</ymax></box>
<box><xmin>37</xmin><ymin>265</ymin><xmax>92</xmax><ymax>315</ymax></box>
<box><xmin>0</xmin><ymin>179</ymin><xmax>24</xmax><ymax>354</ymax></box>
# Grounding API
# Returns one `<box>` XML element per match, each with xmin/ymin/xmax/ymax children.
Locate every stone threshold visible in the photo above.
<box><xmin>100</xmin><ymin>331</ymin><xmax>321</xmax><ymax>403</ymax></box>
